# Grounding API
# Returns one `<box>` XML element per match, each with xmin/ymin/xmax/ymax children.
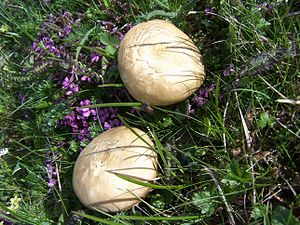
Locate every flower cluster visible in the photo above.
<box><xmin>42</xmin><ymin>12</ymin><xmax>74</xmax><ymax>38</ymax></box>
<box><xmin>45</xmin><ymin>151</ymin><xmax>59</xmax><ymax>191</ymax></box>
<box><xmin>32</xmin><ymin>12</ymin><xmax>74</xmax><ymax>60</ymax></box>
<box><xmin>223</xmin><ymin>63</ymin><xmax>235</xmax><ymax>77</ymax></box>
<box><xmin>63</xmin><ymin>100</ymin><xmax>122</xmax><ymax>141</ymax></box>
<box><xmin>64</xmin><ymin>100</ymin><xmax>96</xmax><ymax>141</ymax></box>
<box><xmin>62</xmin><ymin>76</ymin><xmax>79</xmax><ymax>96</ymax></box>
<box><xmin>98</xmin><ymin>107</ymin><xmax>122</xmax><ymax>130</ymax></box>
<box><xmin>67</xmin><ymin>213</ymin><xmax>82</xmax><ymax>225</ymax></box>
<box><xmin>61</xmin><ymin>66</ymin><xmax>93</xmax><ymax>96</ymax></box>
<box><xmin>188</xmin><ymin>84</ymin><xmax>217</xmax><ymax>114</ymax></box>
<box><xmin>32</xmin><ymin>33</ymin><xmax>62</xmax><ymax>59</ymax></box>
<box><xmin>90</xmin><ymin>53</ymin><xmax>102</xmax><ymax>63</ymax></box>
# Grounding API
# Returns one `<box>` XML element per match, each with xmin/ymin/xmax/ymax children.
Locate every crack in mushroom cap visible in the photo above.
<box><xmin>118</xmin><ymin>19</ymin><xmax>205</xmax><ymax>106</ymax></box>
<box><xmin>72</xmin><ymin>126</ymin><xmax>158</xmax><ymax>212</ymax></box>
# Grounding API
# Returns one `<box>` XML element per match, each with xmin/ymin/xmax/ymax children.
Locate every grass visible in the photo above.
<box><xmin>0</xmin><ymin>0</ymin><xmax>300</xmax><ymax>224</ymax></box>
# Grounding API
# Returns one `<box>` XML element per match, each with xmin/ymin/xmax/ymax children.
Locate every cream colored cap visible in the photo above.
<box><xmin>72</xmin><ymin>126</ymin><xmax>157</xmax><ymax>212</ymax></box>
<box><xmin>118</xmin><ymin>19</ymin><xmax>205</xmax><ymax>106</ymax></box>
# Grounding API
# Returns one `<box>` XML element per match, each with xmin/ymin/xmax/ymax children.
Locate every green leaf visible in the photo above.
<box><xmin>102</xmin><ymin>0</ymin><xmax>112</xmax><ymax>8</ymax></box>
<box><xmin>272</xmin><ymin>205</ymin><xmax>300</xmax><ymax>225</ymax></box>
<box><xmin>105</xmin><ymin>45</ymin><xmax>117</xmax><ymax>55</ymax></box>
<box><xmin>257</xmin><ymin>112</ymin><xmax>276</xmax><ymax>129</ymax></box>
<box><xmin>192</xmin><ymin>191</ymin><xmax>217</xmax><ymax>216</ymax></box>
<box><xmin>162</xmin><ymin>117</ymin><xmax>173</xmax><ymax>128</ymax></box>
<box><xmin>228</xmin><ymin>160</ymin><xmax>252</xmax><ymax>182</ymax></box>
<box><xmin>82</xmin><ymin>102</ymin><xmax>142</xmax><ymax>108</ymax></box>
<box><xmin>100</xmin><ymin>32</ymin><xmax>120</xmax><ymax>47</ymax></box>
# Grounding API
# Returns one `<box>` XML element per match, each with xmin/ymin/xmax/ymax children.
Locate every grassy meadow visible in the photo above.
<box><xmin>0</xmin><ymin>0</ymin><xmax>300</xmax><ymax>224</ymax></box>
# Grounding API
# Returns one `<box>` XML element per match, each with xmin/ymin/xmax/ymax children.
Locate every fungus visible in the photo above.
<box><xmin>118</xmin><ymin>19</ymin><xmax>205</xmax><ymax>106</ymax></box>
<box><xmin>72</xmin><ymin>126</ymin><xmax>157</xmax><ymax>212</ymax></box>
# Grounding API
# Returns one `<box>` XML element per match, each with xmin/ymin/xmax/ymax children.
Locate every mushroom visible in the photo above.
<box><xmin>118</xmin><ymin>19</ymin><xmax>205</xmax><ymax>106</ymax></box>
<box><xmin>72</xmin><ymin>126</ymin><xmax>157</xmax><ymax>212</ymax></box>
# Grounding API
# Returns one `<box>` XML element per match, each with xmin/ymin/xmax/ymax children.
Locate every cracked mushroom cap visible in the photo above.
<box><xmin>118</xmin><ymin>19</ymin><xmax>205</xmax><ymax>106</ymax></box>
<box><xmin>72</xmin><ymin>126</ymin><xmax>157</xmax><ymax>212</ymax></box>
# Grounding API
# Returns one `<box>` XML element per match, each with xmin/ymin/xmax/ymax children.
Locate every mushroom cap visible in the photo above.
<box><xmin>118</xmin><ymin>19</ymin><xmax>205</xmax><ymax>106</ymax></box>
<box><xmin>72</xmin><ymin>126</ymin><xmax>157</xmax><ymax>212</ymax></box>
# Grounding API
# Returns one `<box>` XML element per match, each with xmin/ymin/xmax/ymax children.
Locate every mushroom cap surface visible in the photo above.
<box><xmin>118</xmin><ymin>19</ymin><xmax>205</xmax><ymax>106</ymax></box>
<box><xmin>72</xmin><ymin>126</ymin><xmax>157</xmax><ymax>212</ymax></box>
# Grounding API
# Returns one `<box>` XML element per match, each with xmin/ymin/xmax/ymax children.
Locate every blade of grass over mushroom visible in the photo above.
<box><xmin>118</xmin><ymin>115</ymin><xmax>155</xmax><ymax>149</ymax></box>
<box><xmin>113</xmin><ymin>172</ymin><xmax>186</xmax><ymax>190</ymax></box>
<box><xmin>73</xmin><ymin>211</ymin><xmax>126</xmax><ymax>225</ymax></box>
<box><xmin>82</xmin><ymin>102</ymin><xmax>142</xmax><ymax>108</ymax></box>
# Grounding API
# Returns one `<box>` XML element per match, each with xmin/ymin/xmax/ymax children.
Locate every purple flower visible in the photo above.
<box><xmin>223</xmin><ymin>64</ymin><xmax>235</xmax><ymax>77</ymax></box>
<box><xmin>204</xmin><ymin>7</ymin><xmax>216</xmax><ymax>16</ymax></box>
<box><xmin>187</xmin><ymin>103</ymin><xmax>195</xmax><ymax>115</ymax></box>
<box><xmin>45</xmin><ymin>151</ymin><xmax>59</xmax><ymax>191</ymax></box>
<box><xmin>62</xmin><ymin>76</ymin><xmax>79</xmax><ymax>96</ymax></box>
<box><xmin>62</xmin><ymin>11</ymin><xmax>74</xmax><ymax>24</ymax></box>
<box><xmin>62</xmin><ymin>76</ymin><xmax>73</xmax><ymax>89</ymax></box>
<box><xmin>32</xmin><ymin>42</ymin><xmax>41</xmax><ymax>52</ymax></box>
<box><xmin>71</xmin><ymin>83</ymin><xmax>79</xmax><ymax>92</ymax></box>
<box><xmin>32</xmin><ymin>33</ymin><xmax>61</xmax><ymax>58</ymax></box>
<box><xmin>104</xmin><ymin>121</ymin><xmax>112</xmax><ymax>130</ymax></box>
<box><xmin>97</xmin><ymin>107</ymin><xmax>122</xmax><ymax>130</ymax></box>
<box><xmin>189</xmin><ymin>83</ymin><xmax>218</xmax><ymax>113</ymax></box>
<box><xmin>48</xmin><ymin>178</ymin><xmax>57</xmax><ymax>187</ymax></box>
<box><xmin>91</xmin><ymin>53</ymin><xmax>102</xmax><ymax>63</ymax></box>
<box><xmin>58</xmin><ymin>24</ymin><xmax>72</xmax><ymax>38</ymax></box>
<box><xmin>80</xmin><ymin>75</ymin><xmax>91</xmax><ymax>82</ymax></box>
<box><xmin>67</xmin><ymin>213</ymin><xmax>82</xmax><ymax>225</ymax></box>
<box><xmin>258</xmin><ymin>2</ymin><xmax>273</xmax><ymax>11</ymax></box>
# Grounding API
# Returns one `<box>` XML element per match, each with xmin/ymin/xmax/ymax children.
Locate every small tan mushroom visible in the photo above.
<box><xmin>118</xmin><ymin>19</ymin><xmax>205</xmax><ymax>106</ymax></box>
<box><xmin>72</xmin><ymin>126</ymin><xmax>157</xmax><ymax>212</ymax></box>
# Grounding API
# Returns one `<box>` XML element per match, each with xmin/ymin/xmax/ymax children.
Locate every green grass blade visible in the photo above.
<box><xmin>75</xmin><ymin>26</ymin><xmax>96</xmax><ymax>61</ymax></box>
<box><xmin>0</xmin><ymin>202</ymin><xmax>39</xmax><ymax>225</ymax></box>
<box><xmin>114</xmin><ymin>173</ymin><xmax>186</xmax><ymax>190</ymax></box>
<box><xmin>83</xmin><ymin>102</ymin><xmax>142</xmax><ymax>108</ymax></box>
<box><xmin>73</xmin><ymin>211</ymin><xmax>126</xmax><ymax>225</ymax></box>
<box><xmin>115</xmin><ymin>215</ymin><xmax>201</xmax><ymax>221</ymax></box>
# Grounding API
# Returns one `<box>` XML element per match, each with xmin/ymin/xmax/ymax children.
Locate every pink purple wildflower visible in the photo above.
<box><xmin>223</xmin><ymin>64</ymin><xmax>235</xmax><ymax>77</ymax></box>
<box><xmin>63</xmin><ymin>100</ymin><xmax>122</xmax><ymax>141</ymax></box>
<box><xmin>62</xmin><ymin>76</ymin><xmax>79</xmax><ymax>96</ymax></box>
<box><xmin>45</xmin><ymin>151</ymin><xmax>59</xmax><ymax>191</ymax></box>
<box><xmin>188</xmin><ymin>84</ymin><xmax>218</xmax><ymax>114</ymax></box>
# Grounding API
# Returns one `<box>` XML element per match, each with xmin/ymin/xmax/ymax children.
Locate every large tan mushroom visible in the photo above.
<box><xmin>72</xmin><ymin>126</ymin><xmax>157</xmax><ymax>212</ymax></box>
<box><xmin>118</xmin><ymin>19</ymin><xmax>205</xmax><ymax>106</ymax></box>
